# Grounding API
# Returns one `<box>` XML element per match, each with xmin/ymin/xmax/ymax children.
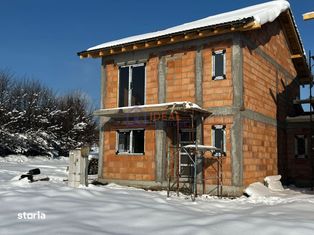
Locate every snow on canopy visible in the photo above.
<box><xmin>86</xmin><ymin>0</ymin><xmax>290</xmax><ymax>51</ymax></box>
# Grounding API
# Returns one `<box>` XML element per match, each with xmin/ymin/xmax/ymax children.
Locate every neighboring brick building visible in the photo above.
<box><xmin>78</xmin><ymin>1</ymin><xmax>311</xmax><ymax>195</ymax></box>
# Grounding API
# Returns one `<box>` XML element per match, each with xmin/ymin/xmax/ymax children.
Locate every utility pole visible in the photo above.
<box><xmin>309</xmin><ymin>51</ymin><xmax>314</xmax><ymax>190</ymax></box>
<box><xmin>303</xmin><ymin>12</ymin><xmax>314</xmax><ymax>189</ymax></box>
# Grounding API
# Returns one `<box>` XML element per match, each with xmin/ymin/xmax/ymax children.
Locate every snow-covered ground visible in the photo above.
<box><xmin>1</xmin><ymin>156</ymin><xmax>314</xmax><ymax>235</ymax></box>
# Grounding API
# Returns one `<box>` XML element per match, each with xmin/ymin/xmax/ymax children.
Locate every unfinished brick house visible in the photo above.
<box><xmin>78</xmin><ymin>1</ymin><xmax>311</xmax><ymax>195</ymax></box>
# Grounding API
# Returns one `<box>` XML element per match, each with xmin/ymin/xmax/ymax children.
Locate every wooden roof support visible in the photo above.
<box><xmin>241</xmin><ymin>21</ymin><xmax>261</xmax><ymax>30</ymax></box>
<box><xmin>170</xmin><ymin>35</ymin><xmax>185</xmax><ymax>42</ymax></box>
<box><xmin>291</xmin><ymin>54</ymin><xmax>303</xmax><ymax>59</ymax></box>
<box><xmin>303</xmin><ymin>12</ymin><xmax>314</xmax><ymax>21</ymax></box>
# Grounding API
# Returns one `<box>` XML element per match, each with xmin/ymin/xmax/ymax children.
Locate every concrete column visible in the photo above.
<box><xmin>195</xmin><ymin>48</ymin><xmax>203</xmax><ymax>107</ymax></box>
<box><xmin>196</xmin><ymin>115</ymin><xmax>204</xmax><ymax>180</ymax></box>
<box><xmin>80</xmin><ymin>147</ymin><xmax>89</xmax><ymax>186</ymax></box>
<box><xmin>98</xmin><ymin>61</ymin><xmax>106</xmax><ymax>179</ymax></box>
<box><xmin>195</xmin><ymin>116</ymin><xmax>203</xmax><ymax>145</ymax></box>
<box><xmin>158</xmin><ymin>56</ymin><xmax>166</xmax><ymax>103</ymax></box>
<box><xmin>155</xmin><ymin>121</ymin><xmax>167</xmax><ymax>182</ymax></box>
<box><xmin>232</xmin><ymin>34</ymin><xmax>244</xmax><ymax>110</ymax></box>
<box><xmin>231</xmin><ymin>34</ymin><xmax>244</xmax><ymax>187</ymax></box>
<box><xmin>68</xmin><ymin>147</ymin><xmax>89</xmax><ymax>187</ymax></box>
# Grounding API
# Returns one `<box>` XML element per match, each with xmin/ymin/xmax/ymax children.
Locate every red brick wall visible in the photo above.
<box><xmin>166</xmin><ymin>51</ymin><xmax>196</xmax><ymax>103</ymax></box>
<box><xmin>243</xmin><ymin>20</ymin><xmax>298</xmax><ymax>120</ymax></box>
<box><xmin>102</xmin><ymin>124</ymin><xmax>156</xmax><ymax>181</ymax></box>
<box><xmin>146</xmin><ymin>56</ymin><xmax>159</xmax><ymax>105</ymax></box>
<box><xmin>104</xmin><ymin>63</ymin><xmax>118</xmax><ymax>108</ymax></box>
<box><xmin>244</xmin><ymin>21</ymin><xmax>296</xmax><ymax>76</ymax></box>
<box><xmin>101</xmin><ymin>57</ymin><xmax>159</xmax><ymax>182</ymax></box>
<box><xmin>202</xmin><ymin>41</ymin><xmax>233</xmax><ymax>108</ymax></box>
<box><xmin>203</xmin><ymin>116</ymin><xmax>233</xmax><ymax>186</ymax></box>
<box><xmin>242</xmin><ymin>118</ymin><xmax>277</xmax><ymax>185</ymax></box>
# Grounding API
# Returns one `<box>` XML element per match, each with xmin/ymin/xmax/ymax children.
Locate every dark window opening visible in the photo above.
<box><xmin>117</xmin><ymin>130</ymin><xmax>130</xmax><ymax>153</ymax></box>
<box><xmin>133</xmin><ymin>129</ymin><xmax>144</xmax><ymax>154</ymax></box>
<box><xmin>118</xmin><ymin>67</ymin><xmax>129</xmax><ymax>107</ymax></box>
<box><xmin>212</xmin><ymin>50</ymin><xmax>226</xmax><ymax>80</ymax></box>
<box><xmin>212</xmin><ymin>125</ymin><xmax>226</xmax><ymax>156</ymax></box>
<box><xmin>118</xmin><ymin>64</ymin><xmax>145</xmax><ymax>107</ymax></box>
<box><xmin>295</xmin><ymin>135</ymin><xmax>308</xmax><ymax>158</ymax></box>
<box><xmin>131</xmin><ymin>66</ymin><xmax>145</xmax><ymax>106</ymax></box>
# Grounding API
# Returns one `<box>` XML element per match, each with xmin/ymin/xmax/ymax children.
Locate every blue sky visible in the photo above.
<box><xmin>0</xmin><ymin>0</ymin><xmax>313</xmax><ymax>108</ymax></box>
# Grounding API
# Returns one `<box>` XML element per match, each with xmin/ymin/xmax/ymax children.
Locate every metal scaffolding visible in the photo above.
<box><xmin>167</xmin><ymin>143</ymin><xmax>223</xmax><ymax>201</ymax></box>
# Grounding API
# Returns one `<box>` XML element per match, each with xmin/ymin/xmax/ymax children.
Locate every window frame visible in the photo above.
<box><xmin>294</xmin><ymin>134</ymin><xmax>308</xmax><ymax>159</ymax></box>
<box><xmin>117</xmin><ymin>63</ymin><xmax>146</xmax><ymax>107</ymax></box>
<box><xmin>212</xmin><ymin>49</ymin><xmax>226</xmax><ymax>80</ymax></box>
<box><xmin>116</xmin><ymin>128</ymin><xmax>145</xmax><ymax>155</ymax></box>
<box><xmin>211</xmin><ymin>125</ymin><xmax>226</xmax><ymax>157</ymax></box>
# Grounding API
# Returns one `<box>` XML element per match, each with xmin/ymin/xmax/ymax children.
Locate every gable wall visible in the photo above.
<box><xmin>241</xmin><ymin>19</ymin><xmax>299</xmax><ymax>184</ymax></box>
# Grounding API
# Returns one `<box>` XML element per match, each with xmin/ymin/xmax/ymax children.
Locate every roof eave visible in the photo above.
<box><xmin>77</xmin><ymin>17</ymin><xmax>258</xmax><ymax>59</ymax></box>
<box><xmin>279</xmin><ymin>10</ymin><xmax>311</xmax><ymax>83</ymax></box>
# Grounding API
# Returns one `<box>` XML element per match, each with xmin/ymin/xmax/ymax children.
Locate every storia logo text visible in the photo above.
<box><xmin>17</xmin><ymin>211</ymin><xmax>46</xmax><ymax>220</ymax></box>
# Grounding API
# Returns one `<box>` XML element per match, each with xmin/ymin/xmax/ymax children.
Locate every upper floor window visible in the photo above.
<box><xmin>212</xmin><ymin>125</ymin><xmax>226</xmax><ymax>156</ymax></box>
<box><xmin>295</xmin><ymin>135</ymin><xmax>308</xmax><ymax>158</ymax></box>
<box><xmin>119</xmin><ymin>64</ymin><xmax>145</xmax><ymax>107</ymax></box>
<box><xmin>212</xmin><ymin>50</ymin><xmax>226</xmax><ymax>80</ymax></box>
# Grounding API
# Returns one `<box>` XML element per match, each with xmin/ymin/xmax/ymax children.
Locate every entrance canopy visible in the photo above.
<box><xmin>94</xmin><ymin>101</ymin><xmax>211</xmax><ymax>119</ymax></box>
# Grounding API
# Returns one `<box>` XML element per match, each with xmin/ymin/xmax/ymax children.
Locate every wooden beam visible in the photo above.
<box><xmin>303</xmin><ymin>12</ymin><xmax>314</xmax><ymax>21</ymax></box>
<box><xmin>242</xmin><ymin>21</ymin><xmax>261</xmax><ymax>30</ymax></box>
<box><xmin>170</xmin><ymin>35</ymin><xmax>184</xmax><ymax>42</ymax></box>
<box><xmin>291</xmin><ymin>54</ymin><xmax>303</xmax><ymax>59</ymax></box>
<box><xmin>157</xmin><ymin>38</ymin><xmax>170</xmax><ymax>45</ymax></box>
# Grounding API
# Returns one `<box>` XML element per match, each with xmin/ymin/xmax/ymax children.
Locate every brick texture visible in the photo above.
<box><xmin>202</xmin><ymin>41</ymin><xmax>233</xmax><ymax>108</ymax></box>
<box><xmin>243</xmin><ymin>20</ymin><xmax>298</xmax><ymax>120</ymax></box>
<box><xmin>104</xmin><ymin>63</ymin><xmax>118</xmax><ymax>108</ymax></box>
<box><xmin>165</xmin><ymin>50</ymin><xmax>196</xmax><ymax>103</ymax></box>
<box><xmin>102</xmin><ymin>124</ymin><xmax>156</xmax><ymax>181</ymax></box>
<box><xmin>242</xmin><ymin>118</ymin><xmax>277</xmax><ymax>185</ymax></box>
<box><xmin>145</xmin><ymin>56</ymin><xmax>159</xmax><ymax>104</ymax></box>
<box><xmin>203</xmin><ymin>116</ymin><xmax>233</xmax><ymax>186</ymax></box>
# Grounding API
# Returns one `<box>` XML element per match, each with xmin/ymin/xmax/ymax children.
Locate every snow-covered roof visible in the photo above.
<box><xmin>85</xmin><ymin>0</ymin><xmax>290</xmax><ymax>52</ymax></box>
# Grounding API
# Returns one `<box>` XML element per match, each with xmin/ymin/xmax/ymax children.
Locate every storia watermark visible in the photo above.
<box><xmin>17</xmin><ymin>211</ymin><xmax>46</xmax><ymax>220</ymax></box>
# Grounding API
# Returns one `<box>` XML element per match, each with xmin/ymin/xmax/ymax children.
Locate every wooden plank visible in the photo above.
<box><xmin>303</xmin><ymin>12</ymin><xmax>314</xmax><ymax>21</ymax></box>
<box><xmin>291</xmin><ymin>54</ymin><xmax>303</xmax><ymax>59</ymax></box>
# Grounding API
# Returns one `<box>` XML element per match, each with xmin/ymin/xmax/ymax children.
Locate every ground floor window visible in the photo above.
<box><xmin>295</xmin><ymin>135</ymin><xmax>308</xmax><ymax>158</ymax></box>
<box><xmin>116</xmin><ymin>129</ymin><xmax>144</xmax><ymax>155</ymax></box>
<box><xmin>212</xmin><ymin>125</ymin><xmax>226</xmax><ymax>156</ymax></box>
